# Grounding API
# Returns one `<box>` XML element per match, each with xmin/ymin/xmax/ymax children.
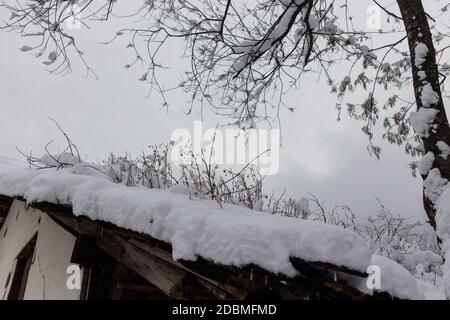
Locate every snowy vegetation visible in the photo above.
<box><xmin>15</xmin><ymin>133</ymin><xmax>443</xmax><ymax>297</ymax></box>
<box><xmin>100</xmin><ymin>144</ymin><xmax>443</xmax><ymax>286</ymax></box>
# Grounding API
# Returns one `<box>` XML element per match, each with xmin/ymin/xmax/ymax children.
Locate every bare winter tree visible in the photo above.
<box><xmin>395</xmin><ymin>0</ymin><xmax>450</xmax><ymax>234</ymax></box>
<box><xmin>1</xmin><ymin>0</ymin><xmax>450</xmax><ymax>262</ymax></box>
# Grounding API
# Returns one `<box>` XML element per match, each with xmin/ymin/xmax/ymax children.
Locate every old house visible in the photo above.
<box><xmin>0</xmin><ymin>157</ymin><xmax>422</xmax><ymax>300</ymax></box>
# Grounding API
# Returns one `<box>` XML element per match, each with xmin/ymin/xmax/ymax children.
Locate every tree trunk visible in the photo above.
<box><xmin>397</xmin><ymin>0</ymin><xmax>450</xmax><ymax>232</ymax></box>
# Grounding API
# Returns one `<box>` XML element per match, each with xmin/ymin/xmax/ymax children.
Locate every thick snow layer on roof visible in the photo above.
<box><xmin>371</xmin><ymin>255</ymin><xmax>424</xmax><ymax>300</ymax></box>
<box><xmin>0</xmin><ymin>156</ymin><xmax>372</xmax><ymax>277</ymax></box>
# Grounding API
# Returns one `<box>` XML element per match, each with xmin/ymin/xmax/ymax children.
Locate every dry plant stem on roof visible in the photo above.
<box><xmin>16</xmin><ymin>118</ymin><xmax>81</xmax><ymax>170</ymax></box>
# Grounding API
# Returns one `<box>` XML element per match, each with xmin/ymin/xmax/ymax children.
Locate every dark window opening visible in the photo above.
<box><xmin>71</xmin><ymin>235</ymin><xmax>168</xmax><ymax>300</ymax></box>
<box><xmin>7</xmin><ymin>235</ymin><xmax>37</xmax><ymax>300</ymax></box>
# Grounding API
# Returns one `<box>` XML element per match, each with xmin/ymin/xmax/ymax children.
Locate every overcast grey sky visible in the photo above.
<box><xmin>0</xmin><ymin>0</ymin><xmax>434</xmax><ymax>221</ymax></box>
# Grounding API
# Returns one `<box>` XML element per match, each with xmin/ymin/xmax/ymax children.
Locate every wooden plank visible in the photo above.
<box><xmin>290</xmin><ymin>257</ymin><xmax>368</xmax><ymax>278</ymax></box>
<box><xmin>116</xmin><ymin>282</ymin><xmax>164</xmax><ymax>293</ymax></box>
<box><xmin>102</xmin><ymin>232</ymin><xmax>185</xmax><ymax>297</ymax></box>
<box><xmin>129</xmin><ymin>239</ymin><xmax>247</xmax><ymax>299</ymax></box>
<box><xmin>40</xmin><ymin>206</ymin><xmax>186</xmax><ymax>297</ymax></box>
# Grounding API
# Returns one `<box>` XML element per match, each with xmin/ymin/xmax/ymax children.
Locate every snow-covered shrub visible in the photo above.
<box><xmin>304</xmin><ymin>195</ymin><xmax>442</xmax><ymax>280</ymax></box>
<box><xmin>103</xmin><ymin>153</ymin><xmax>139</xmax><ymax>186</ymax></box>
<box><xmin>362</xmin><ymin>204</ymin><xmax>441</xmax><ymax>280</ymax></box>
<box><xmin>101</xmin><ymin>143</ymin><xmax>265</xmax><ymax>209</ymax></box>
<box><xmin>102</xmin><ymin>143</ymin><xmax>173</xmax><ymax>188</ymax></box>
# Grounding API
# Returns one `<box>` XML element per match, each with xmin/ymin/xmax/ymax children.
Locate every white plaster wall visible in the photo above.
<box><xmin>0</xmin><ymin>200</ymin><xmax>81</xmax><ymax>300</ymax></box>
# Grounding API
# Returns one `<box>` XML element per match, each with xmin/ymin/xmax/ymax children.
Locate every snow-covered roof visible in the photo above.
<box><xmin>0</xmin><ymin>156</ymin><xmax>423</xmax><ymax>299</ymax></box>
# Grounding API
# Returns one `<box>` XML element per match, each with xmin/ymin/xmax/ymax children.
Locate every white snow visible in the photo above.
<box><xmin>436</xmin><ymin>187</ymin><xmax>450</xmax><ymax>241</ymax></box>
<box><xmin>414</xmin><ymin>42</ymin><xmax>428</xmax><ymax>68</ymax></box>
<box><xmin>409</xmin><ymin>108</ymin><xmax>439</xmax><ymax>138</ymax></box>
<box><xmin>402</xmin><ymin>250</ymin><xmax>442</xmax><ymax>273</ymax></box>
<box><xmin>423</xmin><ymin>168</ymin><xmax>448</xmax><ymax>204</ymax></box>
<box><xmin>437</xmin><ymin>141</ymin><xmax>450</xmax><ymax>159</ymax></box>
<box><xmin>39</xmin><ymin>153</ymin><xmax>82</xmax><ymax>167</ymax></box>
<box><xmin>430</xmin><ymin>176</ymin><xmax>450</xmax><ymax>299</ymax></box>
<box><xmin>418</xmin><ymin>151</ymin><xmax>435</xmax><ymax>176</ymax></box>
<box><xmin>441</xmin><ymin>240</ymin><xmax>450</xmax><ymax>298</ymax></box>
<box><xmin>0</xmin><ymin>156</ymin><xmax>372</xmax><ymax>277</ymax></box>
<box><xmin>370</xmin><ymin>254</ymin><xmax>424</xmax><ymax>300</ymax></box>
<box><xmin>411</xmin><ymin>41</ymin><xmax>449</xmax><ymax>299</ymax></box>
<box><xmin>417</xmin><ymin>279</ymin><xmax>446</xmax><ymax>300</ymax></box>
<box><xmin>413</xmin><ymin>43</ymin><xmax>440</xmax><ymax>108</ymax></box>
<box><xmin>418</xmin><ymin>70</ymin><xmax>426</xmax><ymax>80</ymax></box>
<box><xmin>420</xmin><ymin>83</ymin><xmax>440</xmax><ymax>107</ymax></box>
